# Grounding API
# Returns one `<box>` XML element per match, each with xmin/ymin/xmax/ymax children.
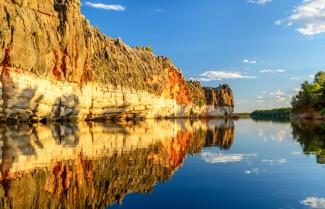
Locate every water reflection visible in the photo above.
<box><xmin>0</xmin><ymin>119</ymin><xmax>234</xmax><ymax>209</ymax></box>
<box><xmin>291</xmin><ymin>120</ymin><xmax>325</xmax><ymax>164</ymax></box>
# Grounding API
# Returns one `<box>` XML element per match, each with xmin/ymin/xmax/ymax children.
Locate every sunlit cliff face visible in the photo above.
<box><xmin>0</xmin><ymin>119</ymin><xmax>234</xmax><ymax>209</ymax></box>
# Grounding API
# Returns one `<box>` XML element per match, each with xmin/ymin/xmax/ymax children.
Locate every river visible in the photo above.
<box><xmin>0</xmin><ymin>119</ymin><xmax>324</xmax><ymax>209</ymax></box>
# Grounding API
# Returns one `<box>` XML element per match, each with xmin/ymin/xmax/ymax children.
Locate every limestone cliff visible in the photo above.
<box><xmin>0</xmin><ymin>0</ymin><xmax>234</xmax><ymax>121</ymax></box>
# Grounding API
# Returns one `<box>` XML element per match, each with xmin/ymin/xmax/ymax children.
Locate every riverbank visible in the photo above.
<box><xmin>292</xmin><ymin>113</ymin><xmax>325</xmax><ymax>121</ymax></box>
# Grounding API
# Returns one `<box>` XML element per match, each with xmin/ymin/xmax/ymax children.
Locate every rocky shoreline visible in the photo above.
<box><xmin>0</xmin><ymin>0</ymin><xmax>234</xmax><ymax>122</ymax></box>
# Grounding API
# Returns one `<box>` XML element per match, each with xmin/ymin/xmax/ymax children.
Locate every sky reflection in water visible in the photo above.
<box><xmin>111</xmin><ymin>119</ymin><xmax>325</xmax><ymax>209</ymax></box>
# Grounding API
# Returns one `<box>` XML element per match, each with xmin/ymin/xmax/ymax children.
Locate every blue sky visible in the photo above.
<box><xmin>81</xmin><ymin>0</ymin><xmax>325</xmax><ymax>112</ymax></box>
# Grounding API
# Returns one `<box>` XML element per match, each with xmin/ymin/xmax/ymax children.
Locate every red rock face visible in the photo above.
<box><xmin>166</xmin><ymin>131</ymin><xmax>193</xmax><ymax>168</ymax></box>
<box><xmin>52</xmin><ymin>50</ymin><xmax>63</xmax><ymax>80</ymax></box>
<box><xmin>161</xmin><ymin>68</ymin><xmax>192</xmax><ymax>105</ymax></box>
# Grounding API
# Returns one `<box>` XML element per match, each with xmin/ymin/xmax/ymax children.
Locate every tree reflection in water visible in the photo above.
<box><xmin>0</xmin><ymin>119</ymin><xmax>234</xmax><ymax>209</ymax></box>
<box><xmin>292</xmin><ymin>120</ymin><xmax>325</xmax><ymax>164</ymax></box>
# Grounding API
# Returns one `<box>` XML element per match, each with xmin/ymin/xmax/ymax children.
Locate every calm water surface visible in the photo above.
<box><xmin>0</xmin><ymin>119</ymin><xmax>324</xmax><ymax>209</ymax></box>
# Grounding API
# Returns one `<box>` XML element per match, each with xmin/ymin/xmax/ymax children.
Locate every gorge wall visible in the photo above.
<box><xmin>0</xmin><ymin>0</ymin><xmax>234</xmax><ymax>121</ymax></box>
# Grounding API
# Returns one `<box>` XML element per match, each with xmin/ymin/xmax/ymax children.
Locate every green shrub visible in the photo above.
<box><xmin>143</xmin><ymin>46</ymin><xmax>153</xmax><ymax>52</ymax></box>
<box><xmin>320</xmin><ymin>108</ymin><xmax>325</xmax><ymax>115</ymax></box>
<box><xmin>251</xmin><ymin>107</ymin><xmax>292</xmax><ymax>118</ymax></box>
<box><xmin>9</xmin><ymin>15</ymin><xmax>15</xmax><ymax>22</ymax></box>
<box><xmin>13</xmin><ymin>0</ymin><xmax>23</xmax><ymax>5</ymax></box>
<box><xmin>32</xmin><ymin>31</ymin><xmax>41</xmax><ymax>37</ymax></box>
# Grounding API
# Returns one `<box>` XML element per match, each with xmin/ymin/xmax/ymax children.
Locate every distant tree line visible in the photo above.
<box><xmin>251</xmin><ymin>107</ymin><xmax>292</xmax><ymax>119</ymax></box>
<box><xmin>291</xmin><ymin>71</ymin><xmax>325</xmax><ymax>114</ymax></box>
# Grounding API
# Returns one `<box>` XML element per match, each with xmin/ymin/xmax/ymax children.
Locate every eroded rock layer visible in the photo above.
<box><xmin>0</xmin><ymin>0</ymin><xmax>234</xmax><ymax>121</ymax></box>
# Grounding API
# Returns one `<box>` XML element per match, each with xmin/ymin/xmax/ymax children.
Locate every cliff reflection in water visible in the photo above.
<box><xmin>292</xmin><ymin>120</ymin><xmax>325</xmax><ymax>164</ymax></box>
<box><xmin>0</xmin><ymin>119</ymin><xmax>234</xmax><ymax>209</ymax></box>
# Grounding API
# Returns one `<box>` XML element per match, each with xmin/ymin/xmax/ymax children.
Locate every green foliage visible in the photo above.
<box><xmin>291</xmin><ymin>71</ymin><xmax>325</xmax><ymax>113</ymax></box>
<box><xmin>320</xmin><ymin>108</ymin><xmax>325</xmax><ymax>115</ymax></box>
<box><xmin>134</xmin><ymin>46</ymin><xmax>154</xmax><ymax>53</ymax></box>
<box><xmin>251</xmin><ymin>107</ymin><xmax>292</xmax><ymax>119</ymax></box>
<box><xmin>33</xmin><ymin>30</ymin><xmax>41</xmax><ymax>37</ymax></box>
<box><xmin>143</xmin><ymin>46</ymin><xmax>153</xmax><ymax>52</ymax></box>
<box><xmin>9</xmin><ymin>15</ymin><xmax>15</xmax><ymax>23</ymax></box>
<box><xmin>13</xmin><ymin>0</ymin><xmax>23</xmax><ymax>5</ymax></box>
<box><xmin>197</xmin><ymin>100</ymin><xmax>205</xmax><ymax>108</ymax></box>
<box><xmin>314</xmin><ymin>72</ymin><xmax>325</xmax><ymax>84</ymax></box>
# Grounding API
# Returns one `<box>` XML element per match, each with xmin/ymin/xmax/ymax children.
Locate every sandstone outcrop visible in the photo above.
<box><xmin>0</xmin><ymin>0</ymin><xmax>234</xmax><ymax>121</ymax></box>
<box><xmin>203</xmin><ymin>84</ymin><xmax>234</xmax><ymax>116</ymax></box>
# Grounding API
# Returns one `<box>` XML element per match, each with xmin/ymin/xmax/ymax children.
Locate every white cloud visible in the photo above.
<box><xmin>201</xmin><ymin>152</ymin><xmax>256</xmax><ymax>164</ymax></box>
<box><xmin>276</xmin><ymin>97</ymin><xmax>287</xmax><ymax>102</ymax></box>
<box><xmin>257</xmin><ymin>89</ymin><xmax>292</xmax><ymax>103</ymax></box>
<box><xmin>301</xmin><ymin>197</ymin><xmax>325</xmax><ymax>209</ymax></box>
<box><xmin>289</xmin><ymin>73</ymin><xmax>316</xmax><ymax>81</ymax></box>
<box><xmin>247</xmin><ymin>0</ymin><xmax>272</xmax><ymax>5</ymax></box>
<box><xmin>272</xmin><ymin>90</ymin><xmax>290</xmax><ymax>101</ymax></box>
<box><xmin>243</xmin><ymin>59</ymin><xmax>257</xmax><ymax>64</ymax></box>
<box><xmin>260</xmin><ymin>69</ymin><xmax>285</xmax><ymax>73</ymax></box>
<box><xmin>190</xmin><ymin>70</ymin><xmax>256</xmax><ymax>81</ymax></box>
<box><xmin>85</xmin><ymin>2</ymin><xmax>126</xmax><ymax>11</ymax></box>
<box><xmin>269</xmin><ymin>90</ymin><xmax>285</xmax><ymax>97</ymax></box>
<box><xmin>260</xmin><ymin>69</ymin><xmax>272</xmax><ymax>73</ymax></box>
<box><xmin>245</xmin><ymin>168</ymin><xmax>259</xmax><ymax>175</ymax></box>
<box><xmin>271</xmin><ymin>129</ymin><xmax>291</xmax><ymax>141</ymax></box>
<box><xmin>256</xmin><ymin>99</ymin><xmax>265</xmax><ymax>103</ymax></box>
<box><xmin>275</xmin><ymin>20</ymin><xmax>282</xmax><ymax>25</ymax></box>
<box><xmin>262</xmin><ymin>159</ymin><xmax>287</xmax><ymax>164</ymax></box>
<box><xmin>258</xmin><ymin>126</ymin><xmax>292</xmax><ymax>142</ymax></box>
<box><xmin>290</xmin><ymin>76</ymin><xmax>304</xmax><ymax>80</ymax></box>
<box><xmin>276</xmin><ymin>0</ymin><xmax>325</xmax><ymax>35</ymax></box>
